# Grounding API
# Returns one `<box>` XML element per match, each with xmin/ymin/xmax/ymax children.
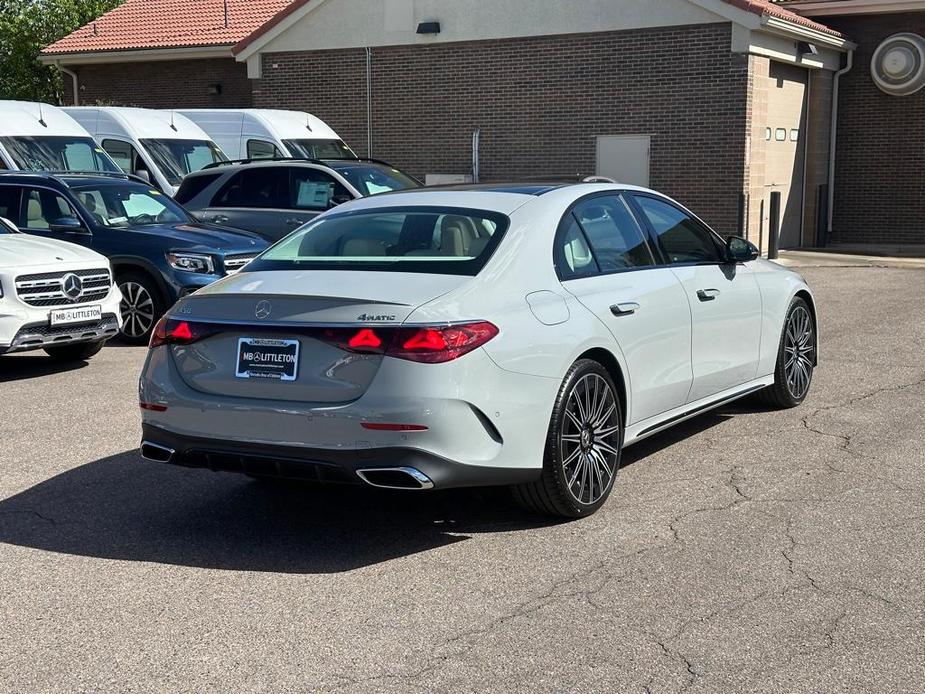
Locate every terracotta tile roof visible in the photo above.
<box><xmin>720</xmin><ymin>0</ymin><xmax>844</xmax><ymax>37</ymax></box>
<box><xmin>42</xmin><ymin>0</ymin><xmax>294</xmax><ymax>55</ymax></box>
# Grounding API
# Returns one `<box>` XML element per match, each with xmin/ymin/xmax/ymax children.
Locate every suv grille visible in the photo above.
<box><xmin>16</xmin><ymin>268</ymin><xmax>112</xmax><ymax>307</ymax></box>
<box><xmin>223</xmin><ymin>254</ymin><xmax>256</xmax><ymax>275</ymax></box>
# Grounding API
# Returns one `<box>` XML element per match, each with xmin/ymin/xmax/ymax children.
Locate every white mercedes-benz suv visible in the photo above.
<box><xmin>0</xmin><ymin>218</ymin><xmax>122</xmax><ymax>361</ymax></box>
<box><xmin>139</xmin><ymin>183</ymin><xmax>817</xmax><ymax>518</ymax></box>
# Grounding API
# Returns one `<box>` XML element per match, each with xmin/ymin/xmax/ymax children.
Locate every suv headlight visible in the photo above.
<box><xmin>166</xmin><ymin>252</ymin><xmax>215</xmax><ymax>274</ymax></box>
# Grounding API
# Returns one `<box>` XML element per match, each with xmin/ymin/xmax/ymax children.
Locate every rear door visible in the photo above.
<box><xmin>556</xmin><ymin>193</ymin><xmax>692</xmax><ymax>424</ymax></box>
<box><xmin>283</xmin><ymin>166</ymin><xmax>354</xmax><ymax>234</ymax></box>
<box><xmin>17</xmin><ymin>186</ymin><xmax>94</xmax><ymax>250</ymax></box>
<box><xmin>202</xmin><ymin>167</ymin><xmax>291</xmax><ymax>241</ymax></box>
<box><xmin>631</xmin><ymin>194</ymin><xmax>763</xmax><ymax>402</ymax></box>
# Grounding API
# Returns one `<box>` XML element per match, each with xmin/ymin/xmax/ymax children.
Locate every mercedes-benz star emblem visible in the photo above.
<box><xmin>61</xmin><ymin>273</ymin><xmax>83</xmax><ymax>300</ymax></box>
<box><xmin>255</xmin><ymin>300</ymin><xmax>272</xmax><ymax>320</ymax></box>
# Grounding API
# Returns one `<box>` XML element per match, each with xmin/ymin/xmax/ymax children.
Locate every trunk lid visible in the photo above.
<box><xmin>168</xmin><ymin>270</ymin><xmax>464</xmax><ymax>403</ymax></box>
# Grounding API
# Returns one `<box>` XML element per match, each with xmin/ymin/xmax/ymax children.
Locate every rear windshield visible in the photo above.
<box><xmin>244</xmin><ymin>206</ymin><xmax>508</xmax><ymax>276</ymax></box>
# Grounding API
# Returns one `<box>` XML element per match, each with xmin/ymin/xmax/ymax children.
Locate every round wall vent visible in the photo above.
<box><xmin>871</xmin><ymin>33</ymin><xmax>925</xmax><ymax>96</ymax></box>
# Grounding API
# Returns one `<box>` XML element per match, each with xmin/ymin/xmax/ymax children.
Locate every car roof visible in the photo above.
<box><xmin>0</xmin><ymin>170</ymin><xmax>141</xmax><ymax>188</ymax></box>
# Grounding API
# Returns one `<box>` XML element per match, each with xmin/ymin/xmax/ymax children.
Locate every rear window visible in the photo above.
<box><xmin>244</xmin><ymin>206</ymin><xmax>508</xmax><ymax>276</ymax></box>
<box><xmin>175</xmin><ymin>172</ymin><xmax>222</xmax><ymax>204</ymax></box>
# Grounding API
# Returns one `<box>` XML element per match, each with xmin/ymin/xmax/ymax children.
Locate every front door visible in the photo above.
<box><xmin>632</xmin><ymin>194</ymin><xmax>763</xmax><ymax>402</ymax></box>
<box><xmin>556</xmin><ymin>194</ymin><xmax>692</xmax><ymax>424</ymax></box>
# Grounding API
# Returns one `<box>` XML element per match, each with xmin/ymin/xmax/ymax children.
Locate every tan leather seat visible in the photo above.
<box><xmin>438</xmin><ymin>215</ymin><xmax>478</xmax><ymax>256</ymax></box>
<box><xmin>27</xmin><ymin>197</ymin><xmax>48</xmax><ymax>229</ymax></box>
<box><xmin>342</xmin><ymin>238</ymin><xmax>386</xmax><ymax>256</ymax></box>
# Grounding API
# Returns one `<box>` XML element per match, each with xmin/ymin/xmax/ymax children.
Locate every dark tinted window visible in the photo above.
<box><xmin>288</xmin><ymin>168</ymin><xmax>351</xmax><ymax>210</ymax></box>
<box><xmin>573</xmin><ymin>195</ymin><xmax>654</xmax><ymax>271</ymax></box>
<box><xmin>212</xmin><ymin>168</ymin><xmax>288</xmax><ymax>208</ymax></box>
<box><xmin>634</xmin><ymin>196</ymin><xmax>724</xmax><ymax>264</ymax></box>
<box><xmin>556</xmin><ymin>215</ymin><xmax>598</xmax><ymax>280</ymax></box>
<box><xmin>283</xmin><ymin>138</ymin><xmax>355</xmax><ymax>159</ymax></box>
<box><xmin>246</xmin><ymin>140</ymin><xmax>281</xmax><ymax>159</ymax></box>
<box><xmin>0</xmin><ymin>186</ymin><xmax>22</xmax><ymax>223</ymax></box>
<box><xmin>328</xmin><ymin>162</ymin><xmax>420</xmax><ymax>196</ymax></box>
<box><xmin>175</xmin><ymin>172</ymin><xmax>222</xmax><ymax>204</ymax></box>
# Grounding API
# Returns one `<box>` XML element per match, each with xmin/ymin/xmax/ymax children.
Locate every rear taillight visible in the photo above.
<box><xmin>389</xmin><ymin>322</ymin><xmax>499</xmax><ymax>363</ymax></box>
<box><xmin>149</xmin><ymin>318</ymin><xmax>214</xmax><ymax>348</ymax></box>
<box><xmin>318</xmin><ymin>321</ymin><xmax>498</xmax><ymax>363</ymax></box>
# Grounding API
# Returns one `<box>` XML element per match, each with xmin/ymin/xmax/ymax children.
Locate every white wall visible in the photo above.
<box><xmin>255</xmin><ymin>0</ymin><xmax>725</xmax><ymax>54</ymax></box>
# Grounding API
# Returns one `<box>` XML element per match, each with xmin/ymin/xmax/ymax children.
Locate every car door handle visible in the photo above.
<box><xmin>212</xmin><ymin>214</ymin><xmax>230</xmax><ymax>224</ymax></box>
<box><xmin>697</xmin><ymin>289</ymin><xmax>721</xmax><ymax>302</ymax></box>
<box><xmin>285</xmin><ymin>218</ymin><xmax>303</xmax><ymax>226</ymax></box>
<box><xmin>610</xmin><ymin>302</ymin><xmax>640</xmax><ymax>316</ymax></box>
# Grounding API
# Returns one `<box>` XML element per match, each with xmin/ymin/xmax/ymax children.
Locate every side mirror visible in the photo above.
<box><xmin>49</xmin><ymin>216</ymin><xmax>87</xmax><ymax>233</ymax></box>
<box><xmin>726</xmin><ymin>235</ymin><xmax>759</xmax><ymax>263</ymax></box>
<box><xmin>0</xmin><ymin>216</ymin><xmax>20</xmax><ymax>233</ymax></box>
<box><xmin>134</xmin><ymin>169</ymin><xmax>151</xmax><ymax>184</ymax></box>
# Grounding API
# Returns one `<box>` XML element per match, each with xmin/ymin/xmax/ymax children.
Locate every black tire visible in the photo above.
<box><xmin>758</xmin><ymin>297</ymin><xmax>816</xmax><ymax>408</ymax></box>
<box><xmin>44</xmin><ymin>339</ymin><xmax>105</xmax><ymax>362</ymax></box>
<box><xmin>512</xmin><ymin>359</ymin><xmax>624</xmax><ymax>519</ymax></box>
<box><xmin>117</xmin><ymin>271</ymin><xmax>164</xmax><ymax>345</ymax></box>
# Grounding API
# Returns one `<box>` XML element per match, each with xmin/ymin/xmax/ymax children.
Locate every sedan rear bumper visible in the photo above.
<box><xmin>141</xmin><ymin>423</ymin><xmax>540</xmax><ymax>490</ymax></box>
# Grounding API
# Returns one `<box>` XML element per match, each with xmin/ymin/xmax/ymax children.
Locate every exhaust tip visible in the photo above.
<box><xmin>141</xmin><ymin>440</ymin><xmax>175</xmax><ymax>463</ymax></box>
<box><xmin>356</xmin><ymin>467</ymin><xmax>434</xmax><ymax>490</ymax></box>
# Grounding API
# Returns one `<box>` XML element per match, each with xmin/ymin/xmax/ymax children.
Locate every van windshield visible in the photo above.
<box><xmin>245</xmin><ymin>206</ymin><xmax>508</xmax><ymax>277</ymax></box>
<box><xmin>283</xmin><ymin>139</ymin><xmax>356</xmax><ymax>159</ymax></box>
<box><xmin>140</xmin><ymin>139</ymin><xmax>227</xmax><ymax>186</ymax></box>
<box><xmin>0</xmin><ymin>136</ymin><xmax>121</xmax><ymax>173</ymax></box>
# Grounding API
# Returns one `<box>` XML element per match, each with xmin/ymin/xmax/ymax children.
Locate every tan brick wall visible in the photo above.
<box><xmin>744</xmin><ymin>55</ymin><xmax>770</xmax><ymax>249</ymax></box>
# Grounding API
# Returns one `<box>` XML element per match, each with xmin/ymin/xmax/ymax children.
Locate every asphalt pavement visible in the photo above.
<box><xmin>1</xmin><ymin>266</ymin><xmax>923</xmax><ymax>693</ymax></box>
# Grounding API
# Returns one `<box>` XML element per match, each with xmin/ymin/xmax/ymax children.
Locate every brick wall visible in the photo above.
<box><xmin>62</xmin><ymin>58</ymin><xmax>252</xmax><ymax>109</ymax></box>
<box><xmin>825</xmin><ymin>13</ymin><xmax>925</xmax><ymax>246</ymax></box>
<box><xmin>253</xmin><ymin>23</ymin><xmax>751</xmax><ymax>235</ymax></box>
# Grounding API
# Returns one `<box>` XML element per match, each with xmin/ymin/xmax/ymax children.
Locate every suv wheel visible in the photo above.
<box><xmin>118</xmin><ymin>272</ymin><xmax>163</xmax><ymax>345</ymax></box>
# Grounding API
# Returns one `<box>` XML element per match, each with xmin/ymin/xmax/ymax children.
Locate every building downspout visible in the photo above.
<box><xmin>365</xmin><ymin>47</ymin><xmax>372</xmax><ymax>157</ymax></box>
<box><xmin>827</xmin><ymin>49</ymin><xmax>854</xmax><ymax>239</ymax></box>
<box><xmin>57</xmin><ymin>63</ymin><xmax>80</xmax><ymax>106</ymax></box>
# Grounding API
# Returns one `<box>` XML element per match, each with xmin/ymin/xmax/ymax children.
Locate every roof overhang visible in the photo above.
<box><xmin>775</xmin><ymin>0</ymin><xmax>925</xmax><ymax>16</ymax></box>
<box><xmin>39</xmin><ymin>44</ymin><xmax>233</xmax><ymax>66</ymax></box>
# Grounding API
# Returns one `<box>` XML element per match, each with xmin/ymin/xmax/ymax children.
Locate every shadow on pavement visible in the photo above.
<box><xmin>0</xmin><ymin>353</ymin><xmax>89</xmax><ymax>382</ymax></box>
<box><xmin>0</xmin><ymin>410</ymin><xmax>740</xmax><ymax>573</ymax></box>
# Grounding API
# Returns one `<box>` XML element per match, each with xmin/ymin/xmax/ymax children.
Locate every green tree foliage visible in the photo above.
<box><xmin>0</xmin><ymin>0</ymin><xmax>122</xmax><ymax>103</ymax></box>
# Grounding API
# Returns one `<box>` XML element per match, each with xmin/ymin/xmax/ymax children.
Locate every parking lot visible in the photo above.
<box><xmin>0</xmin><ymin>265</ymin><xmax>923</xmax><ymax>693</ymax></box>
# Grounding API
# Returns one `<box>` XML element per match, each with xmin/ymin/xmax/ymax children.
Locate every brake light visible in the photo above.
<box><xmin>348</xmin><ymin>328</ymin><xmax>382</xmax><ymax>349</ymax></box>
<box><xmin>148</xmin><ymin>317</ymin><xmax>213</xmax><ymax>348</ymax></box>
<box><xmin>388</xmin><ymin>322</ymin><xmax>499</xmax><ymax>363</ymax></box>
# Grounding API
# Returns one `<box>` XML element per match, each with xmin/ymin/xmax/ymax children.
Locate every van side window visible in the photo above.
<box><xmin>101</xmin><ymin>139</ymin><xmax>142</xmax><ymax>175</ymax></box>
<box><xmin>247</xmin><ymin>140</ymin><xmax>281</xmax><ymax>160</ymax></box>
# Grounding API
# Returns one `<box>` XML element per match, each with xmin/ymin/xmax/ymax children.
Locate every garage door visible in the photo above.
<box><xmin>765</xmin><ymin>63</ymin><xmax>808</xmax><ymax>249</ymax></box>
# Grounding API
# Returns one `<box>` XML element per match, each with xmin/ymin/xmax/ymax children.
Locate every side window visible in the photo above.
<box><xmin>101</xmin><ymin>139</ymin><xmax>140</xmax><ymax>174</ymax></box>
<box><xmin>556</xmin><ymin>215</ymin><xmax>599</xmax><ymax>280</ymax></box>
<box><xmin>212</xmin><ymin>168</ymin><xmax>288</xmax><ymax>208</ymax></box>
<box><xmin>22</xmin><ymin>188</ymin><xmax>81</xmax><ymax>231</ymax></box>
<box><xmin>247</xmin><ymin>140</ymin><xmax>281</xmax><ymax>159</ymax></box>
<box><xmin>289</xmin><ymin>168</ymin><xmax>351</xmax><ymax>210</ymax></box>
<box><xmin>174</xmin><ymin>172</ymin><xmax>223</xmax><ymax>205</ymax></box>
<box><xmin>633</xmin><ymin>196</ymin><xmax>724</xmax><ymax>264</ymax></box>
<box><xmin>0</xmin><ymin>186</ymin><xmax>22</xmax><ymax>224</ymax></box>
<box><xmin>573</xmin><ymin>195</ymin><xmax>654</xmax><ymax>271</ymax></box>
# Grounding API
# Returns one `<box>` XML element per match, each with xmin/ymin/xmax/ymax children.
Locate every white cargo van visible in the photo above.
<box><xmin>0</xmin><ymin>101</ymin><xmax>122</xmax><ymax>174</ymax></box>
<box><xmin>64</xmin><ymin>107</ymin><xmax>227</xmax><ymax>194</ymax></box>
<box><xmin>177</xmin><ymin>109</ymin><xmax>356</xmax><ymax>161</ymax></box>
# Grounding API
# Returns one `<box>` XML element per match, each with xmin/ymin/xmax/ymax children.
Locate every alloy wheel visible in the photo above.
<box><xmin>784</xmin><ymin>306</ymin><xmax>814</xmax><ymax>399</ymax></box>
<box><xmin>119</xmin><ymin>281</ymin><xmax>155</xmax><ymax>339</ymax></box>
<box><xmin>560</xmin><ymin>373</ymin><xmax>621</xmax><ymax>506</ymax></box>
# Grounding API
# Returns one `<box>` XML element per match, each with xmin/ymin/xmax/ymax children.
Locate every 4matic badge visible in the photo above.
<box><xmin>357</xmin><ymin>313</ymin><xmax>396</xmax><ymax>322</ymax></box>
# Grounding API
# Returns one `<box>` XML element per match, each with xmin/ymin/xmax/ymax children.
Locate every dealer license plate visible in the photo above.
<box><xmin>49</xmin><ymin>305</ymin><xmax>102</xmax><ymax>326</ymax></box>
<box><xmin>236</xmin><ymin>338</ymin><xmax>300</xmax><ymax>381</ymax></box>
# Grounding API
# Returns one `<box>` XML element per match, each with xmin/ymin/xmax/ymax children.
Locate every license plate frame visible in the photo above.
<box><xmin>49</xmin><ymin>304</ymin><xmax>103</xmax><ymax>326</ymax></box>
<box><xmin>235</xmin><ymin>337</ymin><xmax>300</xmax><ymax>382</ymax></box>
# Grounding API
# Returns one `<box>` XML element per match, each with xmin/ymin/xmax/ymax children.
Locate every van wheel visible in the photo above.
<box><xmin>512</xmin><ymin>359</ymin><xmax>623</xmax><ymax>518</ymax></box>
<box><xmin>117</xmin><ymin>272</ymin><xmax>163</xmax><ymax>345</ymax></box>
<box><xmin>44</xmin><ymin>339</ymin><xmax>105</xmax><ymax>362</ymax></box>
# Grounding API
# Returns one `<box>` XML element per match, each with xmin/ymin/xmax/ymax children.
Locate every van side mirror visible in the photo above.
<box><xmin>49</xmin><ymin>217</ymin><xmax>87</xmax><ymax>233</ymax></box>
<box><xmin>726</xmin><ymin>235</ymin><xmax>759</xmax><ymax>263</ymax></box>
